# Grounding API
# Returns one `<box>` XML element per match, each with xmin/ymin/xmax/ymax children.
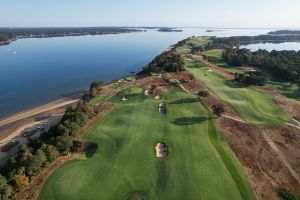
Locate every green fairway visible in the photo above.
<box><xmin>176</xmin><ymin>36</ymin><xmax>210</xmax><ymax>55</ymax></box>
<box><xmin>89</xmin><ymin>94</ymin><xmax>108</xmax><ymax>105</ymax></box>
<box><xmin>271</xmin><ymin>80</ymin><xmax>300</xmax><ymax>103</ymax></box>
<box><xmin>203</xmin><ymin>49</ymin><xmax>244</xmax><ymax>73</ymax></box>
<box><xmin>39</xmin><ymin>87</ymin><xmax>254</xmax><ymax>200</ymax></box>
<box><xmin>186</xmin><ymin>59</ymin><xmax>292</xmax><ymax>126</ymax></box>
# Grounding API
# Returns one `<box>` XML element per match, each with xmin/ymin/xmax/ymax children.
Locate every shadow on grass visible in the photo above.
<box><xmin>224</xmin><ymin>80</ymin><xmax>249</xmax><ymax>88</ymax></box>
<box><xmin>84</xmin><ymin>143</ymin><xmax>98</xmax><ymax>158</ymax></box>
<box><xmin>169</xmin><ymin>98</ymin><xmax>199</xmax><ymax>104</ymax></box>
<box><xmin>271</xmin><ymin>80</ymin><xmax>300</xmax><ymax>100</ymax></box>
<box><xmin>171</xmin><ymin>116</ymin><xmax>207</xmax><ymax>126</ymax></box>
<box><xmin>186</xmin><ymin>60</ymin><xmax>205</xmax><ymax>68</ymax></box>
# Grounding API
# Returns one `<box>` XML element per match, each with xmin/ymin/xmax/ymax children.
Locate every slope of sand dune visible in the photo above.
<box><xmin>0</xmin><ymin>98</ymin><xmax>80</xmax><ymax>127</ymax></box>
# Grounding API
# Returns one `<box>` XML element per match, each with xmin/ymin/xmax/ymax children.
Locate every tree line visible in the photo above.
<box><xmin>0</xmin><ymin>99</ymin><xmax>97</xmax><ymax>199</ymax></box>
<box><xmin>140</xmin><ymin>50</ymin><xmax>185</xmax><ymax>74</ymax></box>
<box><xmin>224</xmin><ymin>48</ymin><xmax>300</xmax><ymax>83</ymax></box>
<box><xmin>234</xmin><ymin>71</ymin><xmax>270</xmax><ymax>86</ymax></box>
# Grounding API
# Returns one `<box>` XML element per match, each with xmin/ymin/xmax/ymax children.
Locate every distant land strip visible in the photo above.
<box><xmin>0</xmin><ymin>27</ymin><xmax>142</xmax><ymax>45</ymax></box>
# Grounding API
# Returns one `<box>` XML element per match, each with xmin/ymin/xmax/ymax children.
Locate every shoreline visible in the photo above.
<box><xmin>0</xmin><ymin>98</ymin><xmax>80</xmax><ymax>127</ymax></box>
<box><xmin>0</xmin><ymin>98</ymin><xmax>80</xmax><ymax>164</ymax></box>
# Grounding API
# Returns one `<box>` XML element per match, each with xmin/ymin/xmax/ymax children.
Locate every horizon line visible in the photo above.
<box><xmin>0</xmin><ymin>26</ymin><xmax>299</xmax><ymax>30</ymax></box>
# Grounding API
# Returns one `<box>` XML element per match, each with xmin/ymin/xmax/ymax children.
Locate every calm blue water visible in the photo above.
<box><xmin>0</xmin><ymin>28</ymin><xmax>277</xmax><ymax>118</ymax></box>
<box><xmin>241</xmin><ymin>42</ymin><xmax>300</xmax><ymax>51</ymax></box>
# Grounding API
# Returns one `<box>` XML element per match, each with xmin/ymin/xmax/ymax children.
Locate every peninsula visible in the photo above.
<box><xmin>0</xmin><ymin>27</ymin><xmax>141</xmax><ymax>45</ymax></box>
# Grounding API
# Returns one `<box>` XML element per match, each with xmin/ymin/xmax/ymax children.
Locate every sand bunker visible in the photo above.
<box><xmin>155</xmin><ymin>143</ymin><xmax>168</xmax><ymax>158</ymax></box>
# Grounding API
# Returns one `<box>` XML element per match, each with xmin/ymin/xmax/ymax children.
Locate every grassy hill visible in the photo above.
<box><xmin>186</xmin><ymin>58</ymin><xmax>291</xmax><ymax>126</ymax></box>
<box><xmin>174</xmin><ymin>37</ymin><xmax>292</xmax><ymax>126</ymax></box>
<box><xmin>38</xmin><ymin>87</ymin><xmax>254</xmax><ymax>200</ymax></box>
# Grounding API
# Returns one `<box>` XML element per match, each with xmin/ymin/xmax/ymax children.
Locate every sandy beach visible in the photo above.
<box><xmin>0</xmin><ymin>98</ymin><xmax>80</xmax><ymax>127</ymax></box>
<box><xmin>0</xmin><ymin>98</ymin><xmax>80</xmax><ymax>163</ymax></box>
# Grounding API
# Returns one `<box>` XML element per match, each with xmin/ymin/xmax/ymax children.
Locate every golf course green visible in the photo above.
<box><xmin>38</xmin><ymin>87</ymin><xmax>254</xmax><ymax>200</ymax></box>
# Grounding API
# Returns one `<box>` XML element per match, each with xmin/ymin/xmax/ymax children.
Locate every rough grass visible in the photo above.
<box><xmin>186</xmin><ymin>59</ymin><xmax>292</xmax><ymax>126</ymax></box>
<box><xmin>38</xmin><ymin>87</ymin><xmax>254</xmax><ymax>200</ymax></box>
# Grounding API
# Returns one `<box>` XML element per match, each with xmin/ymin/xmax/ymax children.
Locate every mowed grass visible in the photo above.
<box><xmin>203</xmin><ymin>49</ymin><xmax>244</xmax><ymax>73</ymax></box>
<box><xmin>89</xmin><ymin>94</ymin><xmax>108</xmax><ymax>105</ymax></box>
<box><xmin>176</xmin><ymin>36</ymin><xmax>210</xmax><ymax>55</ymax></box>
<box><xmin>204</xmin><ymin>49</ymin><xmax>300</xmax><ymax>104</ymax></box>
<box><xmin>186</xmin><ymin>59</ymin><xmax>292</xmax><ymax>126</ymax></box>
<box><xmin>271</xmin><ymin>80</ymin><xmax>300</xmax><ymax>103</ymax></box>
<box><xmin>38</xmin><ymin>87</ymin><xmax>254</xmax><ymax>200</ymax></box>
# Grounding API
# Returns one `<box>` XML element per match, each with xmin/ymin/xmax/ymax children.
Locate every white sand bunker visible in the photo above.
<box><xmin>155</xmin><ymin>143</ymin><xmax>168</xmax><ymax>158</ymax></box>
<box><xmin>158</xmin><ymin>102</ymin><xmax>167</xmax><ymax>113</ymax></box>
<box><xmin>144</xmin><ymin>89</ymin><xmax>150</xmax><ymax>96</ymax></box>
<box><xmin>121</xmin><ymin>96</ymin><xmax>128</xmax><ymax>101</ymax></box>
<box><xmin>206</xmin><ymin>68</ymin><xmax>213</xmax><ymax>72</ymax></box>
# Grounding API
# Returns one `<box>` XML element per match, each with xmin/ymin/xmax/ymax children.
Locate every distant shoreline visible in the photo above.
<box><xmin>0</xmin><ymin>27</ymin><xmax>141</xmax><ymax>46</ymax></box>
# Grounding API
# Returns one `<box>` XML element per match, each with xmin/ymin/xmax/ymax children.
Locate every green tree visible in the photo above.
<box><xmin>25</xmin><ymin>149</ymin><xmax>47</xmax><ymax>177</ymax></box>
<box><xmin>198</xmin><ymin>91</ymin><xmax>209</xmax><ymax>98</ymax></box>
<box><xmin>277</xmin><ymin>188</ymin><xmax>300</xmax><ymax>200</ymax></box>
<box><xmin>89</xmin><ymin>81</ymin><xmax>104</xmax><ymax>98</ymax></box>
<box><xmin>2</xmin><ymin>184</ymin><xmax>13</xmax><ymax>200</ymax></box>
<box><xmin>53</xmin><ymin>133</ymin><xmax>73</xmax><ymax>154</ymax></box>
<box><xmin>41</xmin><ymin>144</ymin><xmax>59</xmax><ymax>162</ymax></box>
<box><xmin>0</xmin><ymin>175</ymin><xmax>7</xmax><ymax>193</ymax></box>
<box><xmin>212</xmin><ymin>104</ymin><xmax>225</xmax><ymax>117</ymax></box>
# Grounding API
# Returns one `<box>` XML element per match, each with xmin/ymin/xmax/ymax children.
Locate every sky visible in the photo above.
<box><xmin>1</xmin><ymin>0</ymin><xmax>300</xmax><ymax>28</ymax></box>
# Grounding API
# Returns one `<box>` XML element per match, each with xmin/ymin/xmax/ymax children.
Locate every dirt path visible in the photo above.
<box><xmin>0</xmin><ymin>98</ymin><xmax>80</xmax><ymax>127</ymax></box>
<box><xmin>262</xmin><ymin>130</ymin><xmax>300</xmax><ymax>185</ymax></box>
<box><xmin>222</xmin><ymin>115</ymin><xmax>246</xmax><ymax>123</ymax></box>
<box><xmin>286</xmin><ymin>123</ymin><xmax>300</xmax><ymax>130</ymax></box>
<box><xmin>165</xmin><ymin>72</ymin><xmax>192</xmax><ymax>94</ymax></box>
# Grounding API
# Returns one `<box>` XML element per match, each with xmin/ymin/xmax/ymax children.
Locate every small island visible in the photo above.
<box><xmin>268</xmin><ymin>30</ymin><xmax>300</xmax><ymax>35</ymax></box>
<box><xmin>157</xmin><ymin>27</ymin><xmax>183</xmax><ymax>32</ymax></box>
<box><xmin>206</xmin><ymin>29</ymin><xmax>225</xmax><ymax>32</ymax></box>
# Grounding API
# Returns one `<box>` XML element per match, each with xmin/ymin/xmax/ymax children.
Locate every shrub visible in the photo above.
<box><xmin>277</xmin><ymin>188</ymin><xmax>300</xmax><ymax>200</ymax></box>
<box><xmin>212</xmin><ymin>104</ymin><xmax>225</xmax><ymax>117</ymax></box>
